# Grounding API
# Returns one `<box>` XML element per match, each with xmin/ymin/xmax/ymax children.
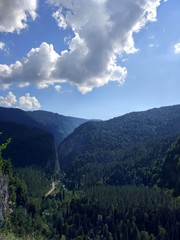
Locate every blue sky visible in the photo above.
<box><xmin>0</xmin><ymin>0</ymin><xmax>180</xmax><ymax>120</ymax></box>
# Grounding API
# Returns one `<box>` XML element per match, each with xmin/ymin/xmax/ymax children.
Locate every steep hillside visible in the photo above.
<box><xmin>0</xmin><ymin>107</ymin><xmax>88</xmax><ymax>172</ymax></box>
<box><xmin>161</xmin><ymin>136</ymin><xmax>180</xmax><ymax>195</ymax></box>
<box><xmin>0</xmin><ymin>121</ymin><xmax>58</xmax><ymax>171</ymax></box>
<box><xmin>58</xmin><ymin>105</ymin><xmax>180</xmax><ymax>187</ymax></box>
<box><xmin>0</xmin><ymin>107</ymin><xmax>88</xmax><ymax>147</ymax></box>
<box><xmin>1</xmin><ymin>106</ymin><xmax>180</xmax><ymax>239</ymax></box>
<box><xmin>0</xmin><ymin>107</ymin><xmax>42</xmax><ymax>129</ymax></box>
<box><xmin>27</xmin><ymin>110</ymin><xmax>88</xmax><ymax>147</ymax></box>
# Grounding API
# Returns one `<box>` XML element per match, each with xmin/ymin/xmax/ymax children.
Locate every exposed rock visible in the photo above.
<box><xmin>0</xmin><ymin>176</ymin><xmax>9</xmax><ymax>227</ymax></box>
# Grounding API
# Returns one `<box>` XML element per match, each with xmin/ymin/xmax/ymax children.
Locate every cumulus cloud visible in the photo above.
<box><xmin>174</xmin><ymin>43</ymin><xmax>180</xmax><ymax>54</ymax></box>
<box><xmin>0</xmin><ymin>0</ymin><xmax>38</xmax><ymax>33</ymax></box>
<box><xmin>0</xmin><ymin>91</ymin><xmax>17</xmax><ymax>107</ymax></box>
<box><xmin>0</xmin><ymin>92</ymin><xmax>41</xmax><ymax>110</ymax></box>
<box><xmin>18</xmin><ymin>93</ymin><xmax>41</xmax><ymax>110</ymax></box>
<box><xmin>0</xmin><ymin>42</ymin><xmax>59</xmax><ymax>89</ymax></box>
<box><xmin>0</xmin><ymin>0</ymin><xmax>161</xmax><ymax>93</ymax></box>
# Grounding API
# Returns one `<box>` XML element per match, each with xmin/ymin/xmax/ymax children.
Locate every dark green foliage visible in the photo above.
<box><xmin>1</xmin><ymin>105</ymin><xmax>180</xmax><ymax>239</ymax></box>
<box><xmin>15</xmin><ymin>167</ymin><xmax>51</xmax><ymax>198</ymax></box>
<box><xmin>59</xmin><ymin>105</ymin><xmax>180</xmax><ymax>187</ymax></box>
<box><xmin>63</xmin><ymin>137</ymin><xmax>174</xmax><ymax>189</ymax></box>
<box><xmin>11</xmin><ymin>185</ymin><xmax>177</xmax><ymax>240</ymax></box>
<box><xmin>69</xmin><ymin>185</ymin><xmax>179</xmax><ymax>240</ymax></box>
<box><xmin>0</xmin><ymin>121</ymin><xmax>56</xmax><ymax>171</ymax></box>
<box><xmin>0</xmin><ymin>132</ymin><xmax>11</xmax><ymax>176</ymax></box>
<box><xmin>4</xmin><ymin>164</ymin><xmax>180</xmax><ymax>240</ymax></box>
<box><xmin>161</xmin><ymin>137</ymin><xmax>180</xmax><ymax>196</ymax></box>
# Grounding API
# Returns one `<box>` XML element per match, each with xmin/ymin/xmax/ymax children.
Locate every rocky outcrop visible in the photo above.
<box><xmin>0</xmin><ymin>176</ymin><xmax>9</xmax><ymax>227</ymax></box>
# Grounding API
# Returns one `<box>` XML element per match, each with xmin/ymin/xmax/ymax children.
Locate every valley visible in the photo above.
<box><xmin>0</xmin><ymin>105</ymin><xmax>180</xmax><ymax>239</ymax></box>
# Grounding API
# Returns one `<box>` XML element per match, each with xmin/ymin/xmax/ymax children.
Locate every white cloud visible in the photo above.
<box><xmin>0</xmin><ymin>42</ymin><xmax>60</xmax><ymax>88</ymax></box>
<box><xmin>52</xmin><ymin>10</ymin><xmax>67</xmax><ymax>29</ymax></box>
<box><xmin>18</xmin><ymin>93</ymin><xmax>41</xmax><ymax>110</ymax></box>
<box><xmin>49</xmin><ymin>0</ymin><xmax>161</xmax><ymax>93</ymax></box>
<box><xmin>174</xmin><ymin>43</ymin><xmax>180</xmax><ymax>54</ymax></box>
<box><xmin>0</xmin><ymin>92</ymin><xmax>17</xmax><ymax>107</ymax></box>
<box><xmin>54</xmin><ymin>85</ymin><xmax>62</xmax><ymax>92</ymax></box>
<box><xmin>18</xmin><ymin>82</ymin><xmax>30</xmax><ymax>88</ymax></box>
<box><xmin>0</xmin><ymin>0</ymin><xmax>161</xmax><ymax>93</ymax></box>
<box><xmin>0</xmin><ymin>41</ymin><xmax>9</xmax><ymax>55</ymax></box>
<box><xmin>0</xmin><ymin>0</ymin><xmax>38</xmax><ymax>33</ymax></box>
<box><xmin>0</xmin><ymin>92</ymin><xmax>41</xmax><ymax>110</ymax></box>
<box><xmin>0</xmin><ymin>42</ymin><xmax>5</xmax><ymax>51</ymax></box>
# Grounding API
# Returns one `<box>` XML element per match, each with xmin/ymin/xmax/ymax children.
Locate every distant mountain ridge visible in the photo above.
<box><xmin>58</xmin><ymin>104</ymin><xmax>180</xmax><ymax>187</ymax></box>
<box><xmin>0</xmin><ymin>107</ymin><xmax>88</xmax><ymax>171</ymax></box>
<box><xmin>27</xmin><ymin>110</ymin><xmax>88</xmax><ymax>147</ymax></box>
<box><xmin>0</xmin><ymin>107</ymin><xmax>88</xmax><ymax>147</ymax></box>
<box><xmin>1</xmin><ymin>104</ymin><xmax>180</xmax><ymax>180</ymax></box>
<box><xmin>0</xmin><ymin>107</ymin><xmax>42</xmax><ymax>129</ymax></box>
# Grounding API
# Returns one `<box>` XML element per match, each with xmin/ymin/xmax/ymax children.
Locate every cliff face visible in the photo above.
<box><xmin>0</xmin><ymin>176</ymin><xmax>9</xmax><ymax>227</ymax></box>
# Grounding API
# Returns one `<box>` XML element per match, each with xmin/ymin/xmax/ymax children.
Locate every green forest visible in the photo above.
<box><xmin>0</xmin><ymin>134</ymin><xmax>180</xmax><ymax>239</ymax></box>
<box><xmin>0</xmin><ymin>106</ymin><xmax>180</xmax><ymax>239</ymax></box>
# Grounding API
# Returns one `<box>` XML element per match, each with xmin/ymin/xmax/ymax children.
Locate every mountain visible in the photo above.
<box><xmin>1</xmin><ymin>105</ymin><xmax>180</xmax><ymax>239</ymax></box>
<box><xmin>0</xmin><ymin>121</ymin><xmax>58</xmax><ymax>171</ymax></box>
<box><xmin>0</xmin><ymin>107</ymin><xmax>88</xmax><ymax>147</ymax></box>
<box><xmin>27</xmin><ymin>110</ymin><xmax>88</xmax><ymax>147</ymax></box>
<box><xmin>0</xmin><ymin>107</ymin><xmax>42</xmax><ymax>129</ymax></box>
<box><xmin>0</xmin><ymin>107</ymin><xmax>87</xmax><ymax>171</ymax></box>
<box><xmin>161</xmin><ymin>136</ymin><xmax>180</xmax><ymax>196</ymax></box>
<box><xmin>58</xmin><ymin>105</ymin><xmax>180</xmax><ymax>187</ymax></box>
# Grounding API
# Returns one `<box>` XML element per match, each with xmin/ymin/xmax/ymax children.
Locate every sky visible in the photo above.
<box><xmin>0</xmin><ymin>0</ymin><xmax>180</xmax><ymax>120</ymax></box>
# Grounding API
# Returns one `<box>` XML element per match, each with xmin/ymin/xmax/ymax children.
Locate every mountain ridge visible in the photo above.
<box><xmin>0</xmin><ymin>104</ymin><xmax>180</xmax><ymax>239</ymax></box>
<box><xmin>58</xmin><ymin>104</ymin><xmax>180</xmax><ymax>187</ymax></box>
<box><xmin>27</xmin><ymin>110</ymin><xmax>88</xmax><ymax>147</ymax></box>
<box><xmin>0</xmin><ymin>106</ymin><xmax>88</xmax><ymax>147</ymax></box>
<box><xmin>0</xmin><ymin>106</ymin><xmax>88</xmax><ymax>171</ymax></box>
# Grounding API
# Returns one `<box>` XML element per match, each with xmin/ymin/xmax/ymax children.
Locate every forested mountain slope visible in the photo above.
<box><xmin>0</xmin><ymin>107</ymin><xmax>87</xmax><ymax>171</ymax></box>
<box><xmin>27</xmin><ymin>110</ymin><xmax>88</xmax><ymax>147</ymax></box>
<box><xmin>0</xmin><ymin>107</ymin><xmax>88</xmax><ymax>147</ymax></box>
<box><xmin>0</xmin><ymin>105</ymin><xmax>180</xmax><ymax>239</ymax></box>
<box><xmin>0</xmin><ymin>107</ymin><xmax>42</xmax><ymax>129</ymax></box>
<box><xmin>58</xmin><ymin>105</ymin><xmax>180</xmax><ymax>187</ymax></box>
<box><xmin>0</xmin><ymin>121</ymin><xmax>58</xmax><ymax>171</ymax></box>
<box><xmin>161</xmin><ymin>136</ymin><xmax>180</xmax><ymax>195</ymax></box>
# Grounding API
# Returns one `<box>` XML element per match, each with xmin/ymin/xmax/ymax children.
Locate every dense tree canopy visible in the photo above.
<box><xmin>0</xmin><ymin>105</ymin><xmax>180</xmax><ymax>239</ymax></box>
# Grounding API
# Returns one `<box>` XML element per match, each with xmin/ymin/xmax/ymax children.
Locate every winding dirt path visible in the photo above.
<box><xmin>45</xmin><ymin>182</ymin><xmax>56</xmax><ymax>197</ymax></box>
